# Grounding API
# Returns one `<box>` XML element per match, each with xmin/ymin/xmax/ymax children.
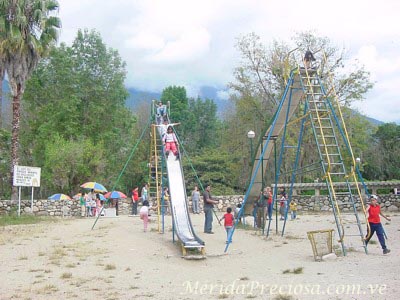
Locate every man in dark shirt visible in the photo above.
<box><xmin>203</xmin><ymin>185</ymin><xmax>218</xmax><ymax>234</ymax></box>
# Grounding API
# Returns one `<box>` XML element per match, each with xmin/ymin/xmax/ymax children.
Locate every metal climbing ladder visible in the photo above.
<box><xmin>225</xmin><ymin>50</ymin><xmax>370</xmax><ymax>255</ymax></box>
<box><xmin>149</xmin><ymin>122</ymin><xmax>165</xmax><ymax>232</ymax></box>
<box><xmin>298</xmin><ymin>57</ymin><xmax>369</xmax><ymax>255</ymax></box>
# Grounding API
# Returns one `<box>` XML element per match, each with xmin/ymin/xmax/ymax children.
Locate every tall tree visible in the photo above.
<box><xmin>0</xmin><ymin>0</ymin><xmax>61</xmax><ymax>198</ymax></box>
<box><xmin>160</xmin><ymin>86</ymin><xmax>188</xmax><ymax>123</ymax></box>
<box><xmin>363</xmin><ymin>123</ymin><xmax>400</xmax><ymax>180</ymax></box>
<box><xmin>183</xmin><ymin>97</ymin><xmax>220</xmax><ymax>154</ymax></box>
<box><xmin>0</xmin><ymin>60</ymin><xmax>4</xmax><ymax>128</ymax></box>
<box><xmin>22</xmin><ymin>29</ymin><xmax>136</xmax><ymax>194</ymax></box>
<box><xmin>226</xmin><ymin>31</ymin><xmax>374</xmax><ymax>187</ymax></box>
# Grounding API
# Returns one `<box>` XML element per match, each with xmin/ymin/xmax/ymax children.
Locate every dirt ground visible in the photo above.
<box><xmin>0</xmin><ymin>211</ymin><xmax>398</xmax><ymax>300</ymax></box>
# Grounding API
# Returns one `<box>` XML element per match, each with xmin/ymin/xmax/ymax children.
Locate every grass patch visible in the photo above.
<box><xmin>282</xmin><ymin>267</ymin><xmax>303</xmax><ymax>274</ymax></box>
<box><xmin>274</xmin><ymin>295</ymin><xmax>293</xmax><ymax>300</ymax></box>
<box><xmin>60</xmin><ymin>272</ymin><xmax>72</xmax><ymax>279</ymax></box>
<box><xmin>0</xmin><ymin>214</ymin><xmax>57</xmax><ymax>226</ymax></box>
<box><xmin>285</xmin><ymin>235</ymin><xmax>303</xmax><ymax>240</ymax></box>
<box><xmin>18</xmin><ymin>255</ymin><xmax>28</xmax><ymax>260</ymax></box>
<box><xmin>239</xmin><ymin>276</ymin><xmax>249</xmax><ymax>281</ymax></box>
<box><xmin>50</xmin><ymin>247</ymin><xmax>68</xmax><ymax>260</ymax></box>
<box><xmin>104</xmin><ymin>264</ymin><xmax>116</xmax><ymax>270</ymax></box>
<box><xmin>38</xmin><ymin>251</ymin><xmax>46</xmax><ymax>257</ymax></box>
<box><xmin>236</xmin><ymin>222</ymin><xmax>256</xmax><ymax>230</ymax></box>
<box><xmin>66</xmin><ymin>263</ymin><xmax>76</xmax><ymax>268</ymax></box>
<box><xmin>218</xmin><ymin>293</ymin><xmax>229</xmax><ymax>299</ymax></box>
<box><xmin>37</xmin><ymin>284</ymin><xmax>59</xmax><ymax>294</ymax></box>
<box><xmin>29</xmin><ymin>268</ymin><xmax>43</xmax><ymax>272</ymax></box>
<box><xmin>368</xmin><ymin>240</ymin><xmax>377</xmax><ymax>245</ymax></box>
<box><xmin>129</xmin><ymin>286</ymin><xmax>139</xmax><ymax>290</ymax></box>
<box><xmin>293</xmin><ymin>267</ymin><xmax>303</xmax><ymax>274</ymax></box>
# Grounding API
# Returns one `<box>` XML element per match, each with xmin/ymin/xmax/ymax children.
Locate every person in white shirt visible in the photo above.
<box><xmin>139</xmin><ymin>200</ymin><xmax>150</xmax><ymax>232</ymax></box>
<box><xmin>155</xmin><ymin>119</ymin><xmax>180</xmax><ymax>137</ymax></box>
<box><xmin>163</xmin><ymin>126</ymin><xmax>179</xmax><ymax>160</ymax></box>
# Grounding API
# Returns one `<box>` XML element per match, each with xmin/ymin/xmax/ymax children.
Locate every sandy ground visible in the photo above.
<box><xmin>0</xmin><ymin>211</ymin><xmax>399</xmax><ymax>300</ymax></box>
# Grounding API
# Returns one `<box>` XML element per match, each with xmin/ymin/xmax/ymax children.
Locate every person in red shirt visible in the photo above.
<box><xmin>131</xmin><ymin>187</ymin><xmax>139</xmax><ymax>216</ymax></box>
<box><xmin>365</xmin><ymin>194</ymin><xmax>391</xmax><ymax>254</ymax></box>
<box><xmin>220</xmin><ymin>207</ymin><xmax>234</xmax><ymax>243</ymax></box>
<box><xmin>266</xmin><ymin>187</ymin><xmax>273</xmax><ymax>220</ymax></box>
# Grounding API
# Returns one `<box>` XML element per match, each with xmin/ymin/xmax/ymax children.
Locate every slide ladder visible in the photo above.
<box><xmin>149</xmin><ymin>124</ymin><xmax>165</xmax><ymax>231</ymax></box>
<box><xmin>227</xmin><ymin>51</ymin><xmax>369</xmax><ymax>256</ymax></box>
<box><xmin>296</xmin><ymin>64</ymin><xmax>368</xmax><ymax>255</ymax></box>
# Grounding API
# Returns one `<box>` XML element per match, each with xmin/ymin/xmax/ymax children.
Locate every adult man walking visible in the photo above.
<box><xmin>203</xmin><ymin>185</ymin><xmax>218</xmax><ymax>234</ymax></box>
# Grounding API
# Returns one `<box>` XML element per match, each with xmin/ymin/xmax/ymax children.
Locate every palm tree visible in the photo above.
<box><xmin>0</xmin><ymin>0</ymin><xmax>61</xmax><ymax>198</ymax></box>
<box><xmin>0</xmin><ymin>62</ymin><xmax>4</xmax><ymax>128</ymax></box>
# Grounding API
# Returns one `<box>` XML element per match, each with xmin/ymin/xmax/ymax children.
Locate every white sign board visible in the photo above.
<box><xmin>13</xmin><ymin>165</ymin><xmax>41</xmax><ymax>187</ymax></box>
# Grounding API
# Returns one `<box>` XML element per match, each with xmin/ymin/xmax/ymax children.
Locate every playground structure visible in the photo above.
<box><xmin>91</xmin><ymin>48</ymin><xmax>376</xmax><ymax>258</ymax></box>
<box><xmin>92</xmin><ymin>100</ymin><xmax>205</xmax><ymax>256</ymax></box>
<box><xmin>149</xmin><ymin>104</ymin><xmax>205</xmax><ymax>255</ymax></box>
<box><xmin>226</xmin><ymin>49</ymin><xmax>370</xmax><ymax>256</ymax></box>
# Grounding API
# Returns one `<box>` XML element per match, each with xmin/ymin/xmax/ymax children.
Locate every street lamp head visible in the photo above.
<box><xmin>247</xmin><ymin>130</ymin><xmax>255</xmax><ymax>139</ymax></box>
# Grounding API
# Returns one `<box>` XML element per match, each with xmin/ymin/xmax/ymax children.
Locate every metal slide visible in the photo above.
<box><xmin>245</xmin><ymin>71</ymin><xmax>304</xmax><ymax>210</ymax></box>
<box><xmin>158</xmin><ymin>129</ymin><xmax>205</xmax><ymax>253</ymax></box>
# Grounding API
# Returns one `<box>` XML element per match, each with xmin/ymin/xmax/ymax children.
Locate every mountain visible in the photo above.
<box><xmin>0</xmin><ymin>80</ymin><xmax>386</xmax><ymax>127</ymax></box>
<box><xmin>125</xmin><ymin>88</ymin><xmax>161</xmax><ymax>110</ymax></box>
<box><xmin>125</xmin><ymin>85</ymin><xmax>230</xmax><ymax>116</ymax></box>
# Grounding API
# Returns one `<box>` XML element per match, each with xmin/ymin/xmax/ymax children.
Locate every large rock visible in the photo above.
<box><xmin>388</xmin><ymin>205</ymin><xmax>398</xmax><ymax>212</ymax></box>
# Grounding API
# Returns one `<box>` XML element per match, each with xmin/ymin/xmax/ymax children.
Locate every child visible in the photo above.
<box><xmin>162</xmin><ymin>187</ymin><xmax>170</xmax><ymax>215</ymax></box>
<box><xmin>279</xmin><ymin>187</ymin><xmax>287</xmax><ymax>220</ymax></box>
<box><xmin>365</xmin><ymin>194</ymin><xmax>391</xmax><ymax>254</ymax></box>
<box><xmin>139</xmin><ymin>200</ymin><xmax>150</xmax><ymax>232</ymax></box>
<box><xmin>289</xmin><ymin>199</ymin><xmax>298</xmax><ymax>220</ymax></box>
<box><xmin>163</xmin><ymin>126</ymin><xmax>179</xmax><ymax>160</ymax></box>
<box><xmin>85</xmin><ymin>194</ymin><xmax>92</xmax><ymax>217</ymax></box>
<box><xmin>220</xmin><ymin>207</ymin><xmax>234</xmax><ymax>243</ymax></box>
<box><xmin>234</xmin><ymin>203</ymin><xmax>243</xmax><ymax>224</ymax></box>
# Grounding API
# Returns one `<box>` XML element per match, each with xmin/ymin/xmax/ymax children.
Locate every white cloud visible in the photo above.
<box><xmin>217</xmin><ymin>90</ymin><xmax>230</xmax><ymax>101</ymax></box>
<box><xmin>124</xmin><ymin>32</ymin><xmax>165</xmax><ymax>51</ymax></box>
<box><xmin>57</xmin><ymin>0</ymin><xmax>400</xmax><ymax>123</ymax></box>
<box><xmin>148</xmin><ymin>27</ymin><xmax>211</xmax><ymax>64</ymax></box>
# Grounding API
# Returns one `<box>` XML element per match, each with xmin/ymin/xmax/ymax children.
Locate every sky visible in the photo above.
<box><xmin>57</xmin><ymin>0</ymin><xmax>400</xmax><ymax>123</ymax></box>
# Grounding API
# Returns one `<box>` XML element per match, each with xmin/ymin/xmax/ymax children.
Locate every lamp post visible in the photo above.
<box><xmin>247</xmin><ymin>130</ymin><xmax>255</xmax><ymax>162</ymax></box>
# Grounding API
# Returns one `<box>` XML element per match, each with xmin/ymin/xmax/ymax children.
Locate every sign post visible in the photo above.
<box><xmin>13</xmin><ymin>166</ymin><xmax>41</xmax><ymax>216</ymax></box>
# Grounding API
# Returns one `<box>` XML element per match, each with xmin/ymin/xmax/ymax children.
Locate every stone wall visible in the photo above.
<box><xmin>1</xmin><ymin>194</ymin><xmax>399</xmax><ymax>217</ymax></box>
<box><xmin>0</xmin><ymin>199</ymin><xmax>81</xmax><ymax>216</ymax></box>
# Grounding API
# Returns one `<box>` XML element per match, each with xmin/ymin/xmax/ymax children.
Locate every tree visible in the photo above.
<box><xmin>183</xmin><ymin>149</ymin><xmax>240</xmax><ymax>195</ymax></box>
<box><xmin>0</xmin><ymin>59</ymin><xmax>4</xmax><ymax>128</ymax></box>
<box><xmin>0</xmin><ymin>0</ymin><xmax>61</xmax><ymax>198</ymax></box>
<box><xmin>0</xmin><ymin>128</ymin><xmax>11</xmax><ymax>198</ymax></box>
<box><xmin>225</xmin><ymin>31</ymin><xmax>375</xmax><ymax>187</ymax></box>
<box><xmin>363</xmin><ymin>123</ymin><xmax>400</xmax><ymax>180</ymax></box>
<box><xmin>22</xmin><ymin>29</ymin><xmax>137</xmax><ymax>194</ymax></box>
<box><xmin>160</xmin><ymin>86</ymin><xmax>188</xmax><ymax>123</ymax></box>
